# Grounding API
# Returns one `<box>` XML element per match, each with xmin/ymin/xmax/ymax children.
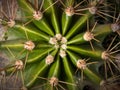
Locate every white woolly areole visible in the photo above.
<box><xmin>24</xmin><ymin>41</ymin><xmax>35</xmax><ymax>51</ymax></box>
<box><xmin>77</xmin><ymin>60</ymin><xmax>86</xmax><ymax>69</ymax></box>
<box><xmin>0</xmin><ymin>71</ymin><xmax>6</xmax><ymax>76</ymax></box>
<box><xmin>55</xmin><ymin>34</ymin><xmax>62</xmax><ymax>40</ymax></box>
<box><xmin>111</xmin><ymin>23</ymin><xmax>120</xmax><ymax>32</ymax></box>
<box><xmin>100</xmin><ymin>80</ymin><xmax>105</xmax><ymax>86</ymax></box>
<box><xmin>61</xmin><ymin>44</ymin><xmax>67</xmax><ymax>50</ymax></box>
<box><xmin>45</xmin><ymin>55</ymin><xmax>54</xmax><ymax>65</ymax></box>
<box><xmin>101</xmin><ymin>51</ymin><xmax>109</xmax><ymax>60</ymax></box>
<box><xmin>61</xmin><ymin>37</ymin><xmax>67</xmax><ymax>44</ymax></box>
<box><xmin>59</xmin><ymin>50</ymin><xmax>66</xmax><ymax>58</ymax></box>
<box><xmin>83</xmin><ymin>31</ymin><xmax>94</xmax><ymax>41</ymax></box>
<box><xmin>33</xmin><ymin>11</ymin><xmax>43</xmax><ymax>20</ymax></box>
<box><xmin>89</xmin><ymin>6</ymin><xmax>97</xmax><ymax>14</ymax></box>
<box><xmin>15</xmin><ymin>60</ymin><xmax>23</xmax><ymax>70</ymax></box>
<box><xmin>65</xmin><ymin>7</ymin><xmax>74</xmax><ymax>16</ymax></box>
<box><xmin>7</xmin><ymin>19</ymin><xmax>15</xmax><ymax>27</ymax></box>
<box><xmin>49</xmin><ymin>37</ymin><xmax>57</xmax><ymax>45</ymax></box>
<box><xmin>49</xmin><ymin>77</ymin><xmax>59</xmax><ymax>86</ymax></box>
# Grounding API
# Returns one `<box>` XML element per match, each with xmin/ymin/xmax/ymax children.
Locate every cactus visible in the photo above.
<box><xmin>0</xmin><ymin>0</ymin><xmax>120</xmax><ymax>90</ymax></box>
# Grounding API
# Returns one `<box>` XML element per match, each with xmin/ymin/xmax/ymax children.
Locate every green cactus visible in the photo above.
<box><xmin>0</xmin><ymin>0</ymin><xmax>120</xmax><ymax>90</ymax></box>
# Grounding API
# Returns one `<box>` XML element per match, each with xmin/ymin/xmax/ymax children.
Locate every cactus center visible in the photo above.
<box><xmin>49</xmin><ymin>34</ymin><xmax>67</xmax><ymax>58</ymax></box>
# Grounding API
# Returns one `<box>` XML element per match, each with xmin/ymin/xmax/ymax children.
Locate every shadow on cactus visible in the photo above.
<box><xmin>0</xmin><ymin>0</ymin><xmax>120</xmax><ymax>90</ymax></box>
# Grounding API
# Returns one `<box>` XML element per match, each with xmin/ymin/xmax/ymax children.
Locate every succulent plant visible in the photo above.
<box><xmin>0</xmin><ymin>0</ymin><xmax>120</xmax><ymax>90</ymax></box>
